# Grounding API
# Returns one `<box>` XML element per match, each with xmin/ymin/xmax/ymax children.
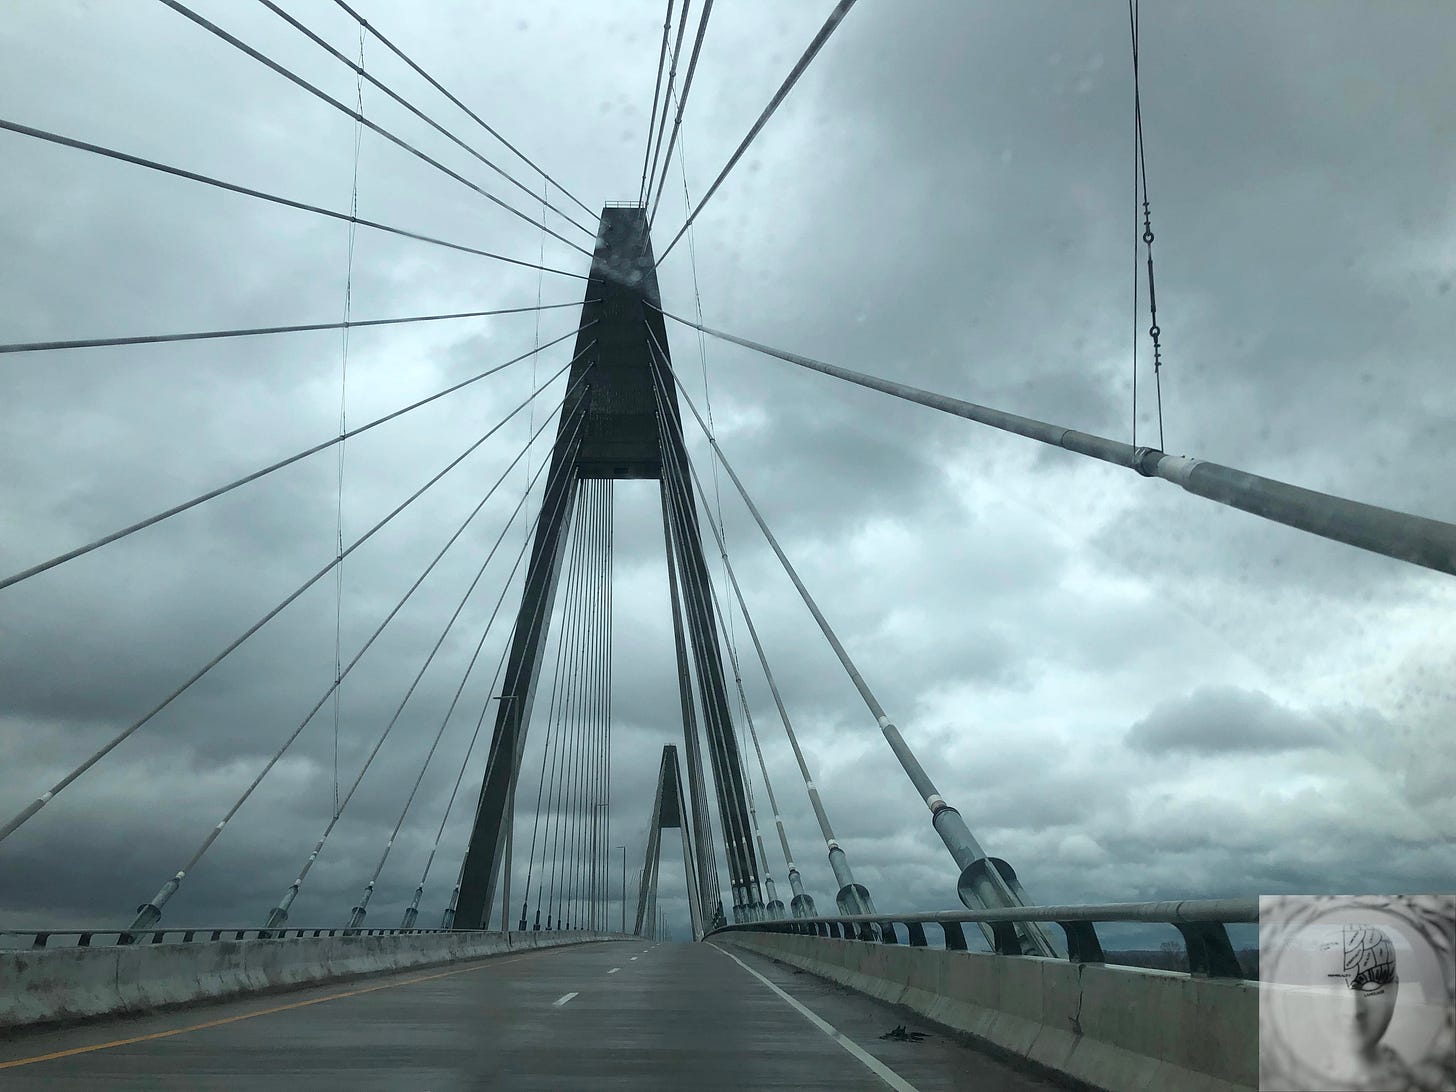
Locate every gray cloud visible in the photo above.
<box><xmin>1125</xmin><ymin>685</ymin><xmax>1333</xmax><ymax>755</ymax></box>
<box><xmin>1</xmin><ymin>0</ymin><xmax>1453</xmax><ymax>942</ymax></box>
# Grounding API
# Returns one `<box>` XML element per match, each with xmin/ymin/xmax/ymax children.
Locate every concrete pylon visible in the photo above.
<box><xmin>452</xmin><ymin>205</ymin><xmax>760</xmax><ymax>930</ymax></box>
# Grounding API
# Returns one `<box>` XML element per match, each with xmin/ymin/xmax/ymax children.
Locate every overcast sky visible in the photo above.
<box><xmin>1</xmin><ymin>0</ymin><xmax>1452</xmax><ymax>945</ymax></box>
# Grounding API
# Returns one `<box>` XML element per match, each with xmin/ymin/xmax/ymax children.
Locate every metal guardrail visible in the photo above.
<box><xmin>708</xmin><ymin>898</ymin><xmax>1259</xmax><ymax>979</ymax></box>
<box><xmin>0</xmin><ymin>926</ymin><xmax>485</xmax><ymax>950</ymax></box>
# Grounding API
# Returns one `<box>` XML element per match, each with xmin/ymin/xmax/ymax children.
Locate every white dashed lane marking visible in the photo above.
<box><xmin>553</xmin><ymin>992</ymin><xmax>578</xmax><ymax>1007</ymax></box>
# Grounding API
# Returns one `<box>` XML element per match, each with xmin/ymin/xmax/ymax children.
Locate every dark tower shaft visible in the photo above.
<box><xmin>452</xmin><ymin>205</ymin><xmax>761</xmax><ymax>930</ymax></box>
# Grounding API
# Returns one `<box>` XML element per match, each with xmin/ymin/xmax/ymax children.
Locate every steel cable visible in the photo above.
<box><xmin>158</xmin><ymin>0</ymin><xmax>592</xmax><ymax>258</ymax></box>
<box><xmin>0</xmin><ymin>119</ymin><xmax>587</xmax><ymax>279</ymax></box>
<box><xmin>650</xmin><ymin>357</ymin><xmax>794</xmax><ymax>899</ymax></box>
<box><xmin>1129</xmin><ymin>0</ymin><xmax>1167</xmax><ymax>449</ymax></box>
<box><xmin>252</xmin><ymin>0</ymin><xmax>594</xmax><ymax>240</ymax></box>
<box><xmin>643</xmin><ymin>0</ymin><xmax>692</xmax><ymax>219</ymax></box>
<box><xmin>345</xmin><ymin>433</ymin><xmax>587</xmax><ymax>927</ymax></box>
<box><xmin>329</xmin><ymin>18</ymin><xmax>366</xmax><ymax>824</ymax></box>
<box><xmin>646</xmin><ymin>0</ymin><xmax>714</xmax><ymax>225</ymax></box>
<box><xmin>638</xmin><ymin>0</ymin><xmax>677</xmax><ymax>206</ymax></box>
<box><xmin>655</xmin><ymin>0</ymin><xmax>858</xmax><ymax>266</ymax></box>
<box><xmin>564</xmin><ymin>482</ymin><xmax>603</xmax><ymax>926</ymax></box>
<box><xmin>278</xmin><ymin>403</ymin><xmax>588</xmax><ymax>928</ymax></box>
<box><xmin>525</xmin><ymin>482</ymin><xmax>589</xmax><ymax>928</ymax></box>
<box><xmin>268</xmin><ymin>405</ymin><xmax>577</xmax><ymax>929</ymax></box>
<box><xmin>406</xmin><ymin>419</ymin><xmax>591</xmax><ymax>929</ymax></box>
<box><xmin>645</xmin><ymin>325</ymin><xmax>1070</xmax><ymax>956</ymax></box>
<box><xmin>545</xmin><ymin>490</ymin><xmax>591</xmax><ymax>927</ymax></box>
<box><xmin>0</xmin><ymin>354</ymin><xmax>589</xmax><ymax>847</ymax></box>
<box><xmin>520</xmin><ymin>527</ymin><xmax>580</xmax><ymax>929</ymax></box>
<box><xmin>0</xmin><ymin>301</ymin><xmax>587</xmax><ymax>356</ymax></box>
<box><xmin>658</xmin><ymin>307</ymin><xmax>1456</xmax><ymax>578</ymax></box>
<box><xmin>0</xmin><ymin>325</ymin><xmax>593</xmax><ymax>591</ymax></box>
<box><xmin>647</xmin><ymin>344</ymin><xmax>836</xmax><ymax>861</ymax></box>
<box><xmin>328</xmin><ymin>0</ymin><xmax>595</xmax><ymax>220</ymax></box>
<box><xmin>658</xmin><ymin>473</ymin><xmax>722</xmax><ymax>920</ymax></box>
<box><xmin>654</xmin><ymin>422</ymin><xmax>755</xmax><ymax>904</ymax></box>
<box><xmin>138</xmin><ymin>400</ymin><xmax>569</xmax><ymax>931</ymax></box>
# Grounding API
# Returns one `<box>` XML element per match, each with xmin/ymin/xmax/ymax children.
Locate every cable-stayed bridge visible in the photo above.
<box><xmin>2</xmin><ymin>1</ymin><xmax>1453</xmax><ymax>1089</ymax></box>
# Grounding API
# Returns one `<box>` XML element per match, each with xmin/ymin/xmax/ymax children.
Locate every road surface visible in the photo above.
<box><xmin>0</xmin><ymin>937</ymin><xmax>1066</xmax><ymax>1090</ymax></box>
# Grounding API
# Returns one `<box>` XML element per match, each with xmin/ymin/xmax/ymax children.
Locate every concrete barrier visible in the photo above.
<box><xmin>718</xmin><ymin>932</ymin><xmax>1257</xmax><ymax>1092</ymax></box>
<box><xmin>0</xmin><ymin>930</ymin><xmax>624</xmax><ymax>1031</ymax></box>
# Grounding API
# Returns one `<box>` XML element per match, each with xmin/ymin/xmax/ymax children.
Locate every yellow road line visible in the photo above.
<box><xmin>0</xmin><ymin>947</ymin><xmax>556</xmax><ymax>1070</ymax></box>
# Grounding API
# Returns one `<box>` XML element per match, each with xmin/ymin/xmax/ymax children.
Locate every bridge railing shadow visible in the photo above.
<box><xmin>707</xmin><ymin>898</ymin><xmax>1257</xmax><ymax>979</ymax></box>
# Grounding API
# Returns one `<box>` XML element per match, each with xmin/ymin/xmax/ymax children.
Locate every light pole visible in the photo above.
<box><xmin>616</xmin><ymin>845</ymin><xmax>626</xmax><ymax>934</ymax></box>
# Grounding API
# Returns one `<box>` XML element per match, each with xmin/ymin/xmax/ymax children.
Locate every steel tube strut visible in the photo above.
<box><xmin>656</xmin><ymin>341</ymin><xmax>1058</xmax><ymax>955</ymax></box>
<box><xmin>660</xmin><ymin>310</ymin><xmax>1456</xmax><ymax>579</ymax></box>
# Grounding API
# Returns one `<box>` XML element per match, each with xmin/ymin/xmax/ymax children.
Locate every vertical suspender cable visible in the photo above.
<box><xmin>586</xmin><ymin>480</ymin><xmax>604</xmax><ymax>929</ymax></box>
<box><xmin>520</xmin><ymin>490</ymin><xmax>584</xmax><ymax>930</ymax></box>
<box><xmin>545</xmin><ymin>487</ymin><xmax>589</xmax><ymax>927</ymax></box>
<box><xmin>1129</xmin><ymin>0</ymin><xmax>1168</xmax><ymax>449</ymax></box>
<box><xmin>566</xmin><ymin>481</ymin><xmax>598</xmax><ymax>928</ymax></box>
<box><xmin>600</xmin><ymin>481</ymin><xmax>615</xmax><ymax>929</ymax></box>
<box><xmin>330</xmin><ymin>20</ymin><xmax>366</xmax><ymax>824</ymax></box>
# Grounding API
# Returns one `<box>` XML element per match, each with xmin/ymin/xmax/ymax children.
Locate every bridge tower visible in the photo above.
<box><xmin>633</xmin><ymin>745</ymin><xmax>704</xmax><ymax>940</ymax></box>
<box><xmin>452</xmin><ymin>205</ymin><xmax>760</xmax><ymax>932</ymax></box>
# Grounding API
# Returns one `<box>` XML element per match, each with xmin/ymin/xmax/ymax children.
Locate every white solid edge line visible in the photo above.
<box><xmin>710</xmin><ymin>944</ymin><xmax>921</xmax><ymax>1092</ymax></box>
<box><xmin>553</xmin><ymin>992</ymin><xmax>579</xmax><ymax>1007</ymax></box>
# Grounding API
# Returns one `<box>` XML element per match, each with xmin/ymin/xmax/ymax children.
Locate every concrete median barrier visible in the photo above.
<box><xmin>0</xmin><ymin>930</ymin><xmax>624</xmax><ymax>1031</ymax></box>
<box><xmin>719</xmin><ymin>931</ymin><xmax>1257</xmax><ymax>1092</ymax></box>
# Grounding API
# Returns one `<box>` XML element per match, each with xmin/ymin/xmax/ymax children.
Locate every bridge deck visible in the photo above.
<box><xmin>0</xmin><ymin>938</ymin><xmax>1064</xmax><ymax>1090</ymax></box>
